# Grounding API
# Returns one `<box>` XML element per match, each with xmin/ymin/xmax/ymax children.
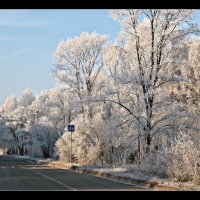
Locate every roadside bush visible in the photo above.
<box><xmin>162</xmin><ymin>131</ymin><xmax>200</xmax><ymax>183</ymax></box>
<box><xmin>56</xmin><ymin>114</ymin><xmax>105</xmax><ymax>165</ymax></box>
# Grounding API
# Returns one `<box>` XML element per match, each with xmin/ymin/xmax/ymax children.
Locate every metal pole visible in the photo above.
<box><xmin>70</xmin><ymin>131</ymin><xmax>72</xmax><ymax>165</ymax></box>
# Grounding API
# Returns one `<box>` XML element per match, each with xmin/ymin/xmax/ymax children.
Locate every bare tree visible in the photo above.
<box><xmin>105</xmin><ymin>9</ymin><xmax>199</xmax><ymax>153</ymax></box>
<box><xmin>53</xmin><ymin>32</ymin><xmax>108</xmax><ymax>117</ymax></box>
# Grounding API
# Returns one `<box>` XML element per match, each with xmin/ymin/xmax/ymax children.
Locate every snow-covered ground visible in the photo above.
<box><xmin>77</xmin><ymin>165</ymin><xmax>200</xmax><ymax>191</ymax></box>
<box><xmin>13</xmin><ymin>155</ymin><xmax>55</xmax><ymax>163</ymax></box>
<box><xmin>0</xmin><ymin>149</ymin><xmax>5</xmax><ymax>155</ymax></box>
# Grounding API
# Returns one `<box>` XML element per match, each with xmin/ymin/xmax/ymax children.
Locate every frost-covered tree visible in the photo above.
<box><xmin>162</xmin><ymin>131</ymin><xmax>200</xmax><ymax>182</ymax></box>
<box><xmin>0</xmin><ymin>96</ymin><xmax>18</xmax><ymax>113</ymax></box>
<box><xmin>56</xmin><ymin>113</ymin><xmax>105</xmax><ymax>164</ymax></box>
<box><xmin>56</xmin><ymin>112</ymin><xmax>137</xmax><ymax>166</ymax></box>
<box><xmin>0</xmin><ymin>107</ymin><xmax>30</xmax><ymax>156</ymax></box>
<box><xmin>29</xmin><ymin>95</ymin><xmax>47</xmax><ymax>124</ymax></box>
<box><xmin>53</xmin><ymin>32</ymin><xmax>108</xmax><ymax>117</ymax></box>
<box><xmin>0</xmin><ymin>90</ymin><xmax>34</xmax><ymax>155</ymax></box>
<box><xmin>45</xmin><ymin>87</ymin><xmax>77</xmax><ymax>135</ymax></box>
<box><xmin>0</xmin><ymin>119</ymin><xmax>10</xmax><ymax>152</ymax></box>
<box><xmin>160</xmin><ymin>38</ymin><xmax>200</xmax><ymax>146</ymax></box>
<box><xmin>105</xmin><ymin>9</ymin><xmax>199</xmax><ymax>153</ymax></box>
<box><xmin>29</xmin><ymin>116</ymin><xmax>59</xmax><ymax>158</ymax></box>
<box><xmin>187</xmin><ymin>39</ymin><xmax>200</xmax><ymax>114</ymax></box>
<box><xmin>19</xmin><ymin>88</ymin><xmax>35</xmax><ymax>107</ymax></box>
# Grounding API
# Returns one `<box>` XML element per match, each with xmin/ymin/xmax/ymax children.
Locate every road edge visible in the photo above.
<box><xmin>16</xmin><ymin>156</ymin><xmax>180</xmax><ymax>191</ymax></box>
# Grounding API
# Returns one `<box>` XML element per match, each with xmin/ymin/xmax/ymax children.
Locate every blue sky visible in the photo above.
<box><xmin>0</xmin><ymin>9</ymin><xmax>120</xmax><ymax>105</ymax></box>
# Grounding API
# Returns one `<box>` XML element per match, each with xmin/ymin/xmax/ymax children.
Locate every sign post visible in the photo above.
<box><xmin>68</xmin><ymin>124</ymin><xmax>75</xmax><ymax>165</ymax></box>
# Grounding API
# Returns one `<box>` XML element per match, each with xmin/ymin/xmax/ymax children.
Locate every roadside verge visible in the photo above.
<box><xmin>21</xmin><ymin>157</ymin><xmax>179</xmax><ymax>191</ymax></box>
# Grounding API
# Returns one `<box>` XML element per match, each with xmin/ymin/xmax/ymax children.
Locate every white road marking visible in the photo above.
<box><xmin>31</xmin><ymin>165</ymin><xmax>147</xmax><ymax>190</ymax></box>
<box><xmin>0</xmin><ymin>166</ymin><xmax>16</xmax><ymax>169</ymax></box>
<box><xmin>20</xmin><ymin>166</ymin><xmax>76</xmax><ymax>191</ymax></box>
<box><xmin>32</xmin><ymin>171</ymin><xmax>68</xmax><ymax>173</ymax></box>
<box><xmin>26</xmin><ymin>160</ymin><xmax>35</xmax><ymax>163</ymax></box>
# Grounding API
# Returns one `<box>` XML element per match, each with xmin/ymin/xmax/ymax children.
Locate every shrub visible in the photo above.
<box><xmin>162</xmin><ymin>131</ymin><xmax>200</xmax><ymax>183</ymax></box>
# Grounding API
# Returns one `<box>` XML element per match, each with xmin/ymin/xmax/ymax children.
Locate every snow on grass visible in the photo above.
<box><xmin>78</xmin><ymin>164</ymin><xmax>154</xmax><ymax>181</ymax></box>
<box><xmin>75</xmin><ymin>164</ymin><xmax>200</xmax><ymax>190</ymax></box>
<box><xmin>13</xmin><ymin>154</ymin><xmax>55</xmax><ymax>163</ymax></box>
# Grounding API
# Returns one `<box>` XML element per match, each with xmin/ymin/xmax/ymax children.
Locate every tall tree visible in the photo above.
<box><xmin>53</xmin><ymin>32</ymin><xmax>108</xmax><ymax>117</ymax></box>
<box><xmin>106</xmin><ymin>9</ymin><xmax>199</xmax><ymax>153</ymax></box>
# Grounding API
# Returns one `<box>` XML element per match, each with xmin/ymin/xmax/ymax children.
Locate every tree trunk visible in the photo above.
<box><xmin>41</xmin><ymin>146</ymin><xmax>50</xmax><ymax>158</ymax></box>
<box><xmin>18</xmin><ymin>146</ymin><xmax>24</xmax><ymax>156</ymax></box>
<box><xmin>145</xmin><ymin>130</ymin><xmax>151</xmax><ymax>154</ymax></box>
<box><xmin>137</xmin><ymin>130</ymin><xmax>141</xmax><ymax>164</ymax></box>
<box><xmin>145</xmin><ymin>96</ymin><xmax>154</xmax><ymax>154</ymax></box>
<box><xmin>88</xmin><ymin>89</ymin><xmax>93</xmax><ymax>118</ymax></box>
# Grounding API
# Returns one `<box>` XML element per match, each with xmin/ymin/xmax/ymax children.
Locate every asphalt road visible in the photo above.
<box><xmin>0</xmin><ymin>156</ymin><xmax>147</xmax><ymax>191</ymax></box>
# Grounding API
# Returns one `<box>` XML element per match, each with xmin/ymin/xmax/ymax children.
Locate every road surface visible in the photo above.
<box><xmin>0</xmin><ymin>156</ymin><xmax>147</xmax><ymax>191</ymax></box>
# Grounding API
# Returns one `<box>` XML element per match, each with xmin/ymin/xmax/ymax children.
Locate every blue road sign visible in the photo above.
<box><xmin>68</xmin><ymin>124</ymin><xmax>75</xmax><ymax>132</ymax></box>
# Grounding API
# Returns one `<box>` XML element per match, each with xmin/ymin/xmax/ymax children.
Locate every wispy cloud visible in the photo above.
<box><xmin>0</xmin><ymin>34</ymin><xmax>43</xmax><ymax>43</ymax></box>
<box><xmin>0</xmin><ymin>10</ymin><xmax>49</xmax><ymax>28</ymax></box>
<box><xmin>0</xmin><ymin>48</ymin><xmax>31</xmax><ymax>61</ymax></box>
<box><xmin>0</xmin><ymin>19</ymin><xmax>48</xmax><ymax>28</ymax></box>
<box><xmin>0</xmin><ymin>35</ymin><xmax>18</xmax><ymax>41</ymax></box>
<box><xmin>12</xmin><ymin>49</ymin><xmax>31</xmax><ymax>55</ymax></box>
